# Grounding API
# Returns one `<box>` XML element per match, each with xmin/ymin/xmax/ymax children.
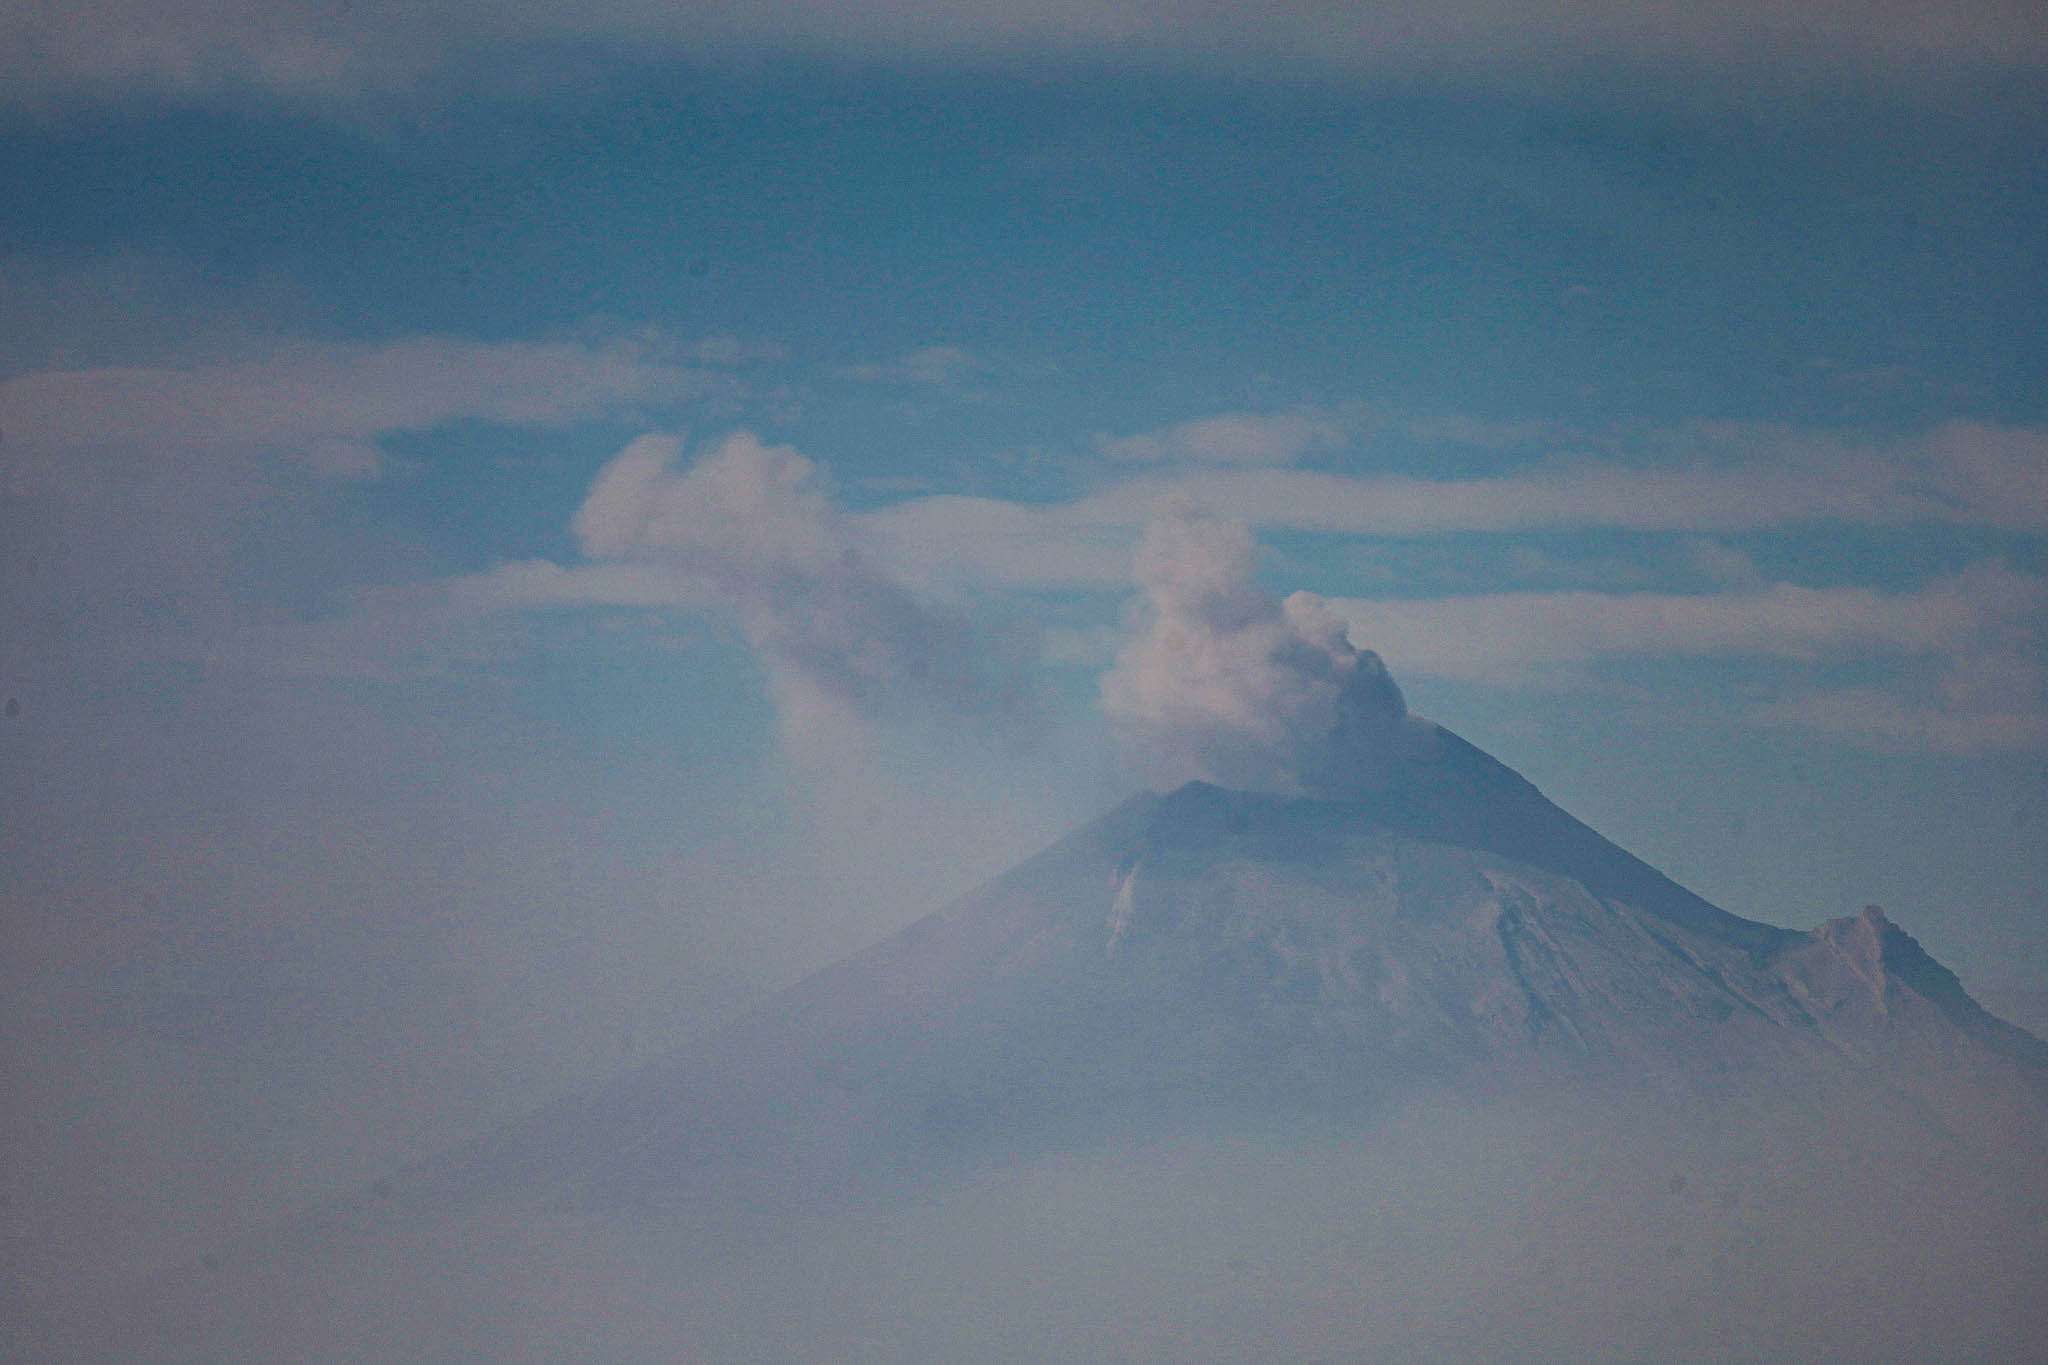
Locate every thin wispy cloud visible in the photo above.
<box><xmin>862</xmin><ymin>421</ymin><xmax>2048</xmax><ymax>598</ymax></box>
<box><xmin>1073</xmin><ymin>428</ymin><xmax>2048</xmax><ymax>536</ymax></box>
<box><xmin>1</xmin><ymin>334</ymin><xmax>714</xmax><ymax>487</ymax></box>
<box><xmin>1330</xmin><ymin>566</ymin><xmax>2044</xmax><ymax>684</ymax></box>
<box><xmin>1754</xmin><ymin>676</ymin><xmax>2046</xmax><ymax>756</ymax></box>
<box><xmin>0</xmin><ymin>323</ymin><xmax>740</xmax><ymax>723</ymax></box>
<box><xmin>1328</xmin><ymin>569</ymin><xmax>2045</xmax><ymax>754</ymax></box>
<box><xmin>7</xmin><ymin>0</ymin><xmax>2043</xmax><ymax>106</ymax></box>
<box><xmin>838</xmin><ymin>346</ymin><xmax>978</xmax><ymax>387</ymax></box>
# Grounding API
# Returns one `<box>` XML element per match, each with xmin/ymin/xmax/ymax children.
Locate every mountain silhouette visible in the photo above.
<box><xmin>90</xmin><ymin>721</ymin><xmax>2048</xmax><ymax>1364</ymax></box>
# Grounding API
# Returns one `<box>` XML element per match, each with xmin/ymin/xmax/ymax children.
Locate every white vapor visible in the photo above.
<box><xmin>1101</xmin><ymin>500</ymin><xmax>1421</xmax><ymax>798</ymax></box>
<box><xmin>572</xmin><ymin>430</ymin><xmax>1028</xmax><ymax>739</ymax></box>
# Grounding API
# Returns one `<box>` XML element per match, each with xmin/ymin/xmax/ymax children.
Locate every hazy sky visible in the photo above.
<box><xmin>3</xmin><ymin>0</ymin><xmax>2045</xmax><ymax>1318</ymax></box>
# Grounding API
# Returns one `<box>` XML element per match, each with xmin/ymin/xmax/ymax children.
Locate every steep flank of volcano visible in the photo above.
<box><xmin>1295</xmin><ymin>722</ymin><xmax>1795</xmax><ymax>956</ymax></box>
<box><xmin>94</xmin><ymin>721</ymin><xmax>2048</xmax><ymax>1365</ymax></box>
<box><xmin>358</xmin><ymin>722</ymin><xmax>2042</xmax><ymax>1222</ymax></box>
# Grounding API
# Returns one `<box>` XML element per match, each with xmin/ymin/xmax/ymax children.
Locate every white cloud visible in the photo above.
<box><xmin>1921</xmin><ymin>423</ymin><xmax>2048</xmax><ymax>527</ymax></box>
<box><xmin>1097</xmin><ymin>408</ymin><xmax>1348</xmax><ymax>467</ymax></box>
<box><xmin>1397</xmin><ymin>413</ymin><xmax>1552</xmax><ymax>449</ymax></box>
<box><xmin>0</xmin><ymin>320</ymin><xmax>728</xmax><ymax>725</ymax></box>
<box><xmin>279</xmin><ymin>432</ymin><xmax>1058</xmax><ymax>724</ymax></box>
<box><xmin>835</xmin><ymin>419</ymin><xmax>2048</xmax><ymax>609</ymax></box>
<box><xmin>679</xmin><ymin>334</ymin><xmax>789</xmax><ymax>367</ymax></box>
<box><xmin>855</xmin><ymin>421</ymin><xmax>2048</xmax><ymax>598</ymax></box>
<box><xmin>1327</xmin><ymin>566</ymin><xmax>2043</xmax><ymax>684</ymax></box>
<box><xmin>0</xmin><ymin>335</ymin><xmax>710</xmax><ymax>489</ymax></box>
<box><xmin>569</xmin><ymin>430</ymin><xmax>1030</xmax><ymax>739</ymax></box>
<box><xmin>1070</xmin><ymin>434</ymin><xmax>2048</xmax><ymax>537</ymax></box>
<box><xmin>1669</xmin><ymin>537</ymin><xmax>1763</xmax><ymax>589</ymax></box>
<box><xmin>350</xmin><ymin>466</ymin><xmax>2045</xmax><ymax>756</ymax></box>
<box><xmin>573</xmin><ymin>431</ymin><xmax>840</xmax><ymax>569</ymax></box>
<box><xmin>1324</xmin><ymin>567</ymin><xmax>2047</xmax><ymax>754</ymax></box>
<box><xmin>273</xmin><ymin>557</ymin><xmax>716</xmax><ymax>684</ymax></box>
<box><xmin>1101</xmin><ymin>501</ymin><xmax>1420</xmax><ymax>797</ymax></box>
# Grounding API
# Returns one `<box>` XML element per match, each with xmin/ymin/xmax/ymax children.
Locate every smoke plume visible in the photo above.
<box><xmin>573</xmin><ymin>430</ymin><xmax>1027</xmax><ymax>737</ymax></box>
<box><xmin>1101</xmin><ymin>500</ymin><xmax>1421</xmax><ymax>797</ymax></box>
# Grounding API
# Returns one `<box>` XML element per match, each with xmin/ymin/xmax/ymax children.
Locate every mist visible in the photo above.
<box><xmin>0</xmin><ymin>547</ymin><xmax>1098</xmax><ymax>1354</ymax></box>
<box><xmin>65</xmin><ymin>1086</ymin><xmax>2048</xmax><ymax>1364</ymax></box>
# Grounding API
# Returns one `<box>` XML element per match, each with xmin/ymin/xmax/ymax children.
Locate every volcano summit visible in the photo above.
<box><xmin>90</xmin><ymin>716</ymin><xmax>2048</xmax><ymax>1364</ymax></box>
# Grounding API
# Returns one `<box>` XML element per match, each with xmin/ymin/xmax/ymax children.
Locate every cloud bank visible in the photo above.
<box><xmin>1073</xmin><ymin>427</ymin><xmax>2048</xmax><ymax>539</ymax></box>
<box><xmin>1329</xmin><ymin>565</ymin><xmax>2045</xmax><ymax>753</ymax></box>
<box><xmin>1331</xmin><ymin>566</ymin><xmax>2043</xmax><ymax>681</ymax></box>
<box><xmin>1102</xmin><ymin>501</ymin><xmax>1419</xmax><ymax>798</ymax></box>
<box><xmin>0</xmin><ymin>334</ymin><xmax>712</xmax><ymax>489</ymax></box>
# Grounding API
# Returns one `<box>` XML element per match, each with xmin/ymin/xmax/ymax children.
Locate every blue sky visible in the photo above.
<box><xmin>2</xmin><ymin>0</ymin><xmax>2046</xmax><ymax>1317</ymax></box>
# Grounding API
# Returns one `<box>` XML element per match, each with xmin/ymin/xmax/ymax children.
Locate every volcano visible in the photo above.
<box><xmin>94</xmin><ymin>721</ymin><xmax>2048</xmax><ymax>1364</ymax></box>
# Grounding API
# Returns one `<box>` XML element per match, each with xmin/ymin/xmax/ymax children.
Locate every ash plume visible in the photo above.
<box><xmin>573</xmin><ymin>430</ymin><xmax>1029</xmax><ymax>739</ymax></box>
<box><xmin>1101</xmin><ymin>500</ymin><xmax>1425</xmax><ymax>797</ymax></box>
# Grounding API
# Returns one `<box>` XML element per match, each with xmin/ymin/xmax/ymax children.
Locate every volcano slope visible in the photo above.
<box><xmin>90</xmin><ymin>723</ymin><xmax>2048</xmax><ymax>1364</ymax></box>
